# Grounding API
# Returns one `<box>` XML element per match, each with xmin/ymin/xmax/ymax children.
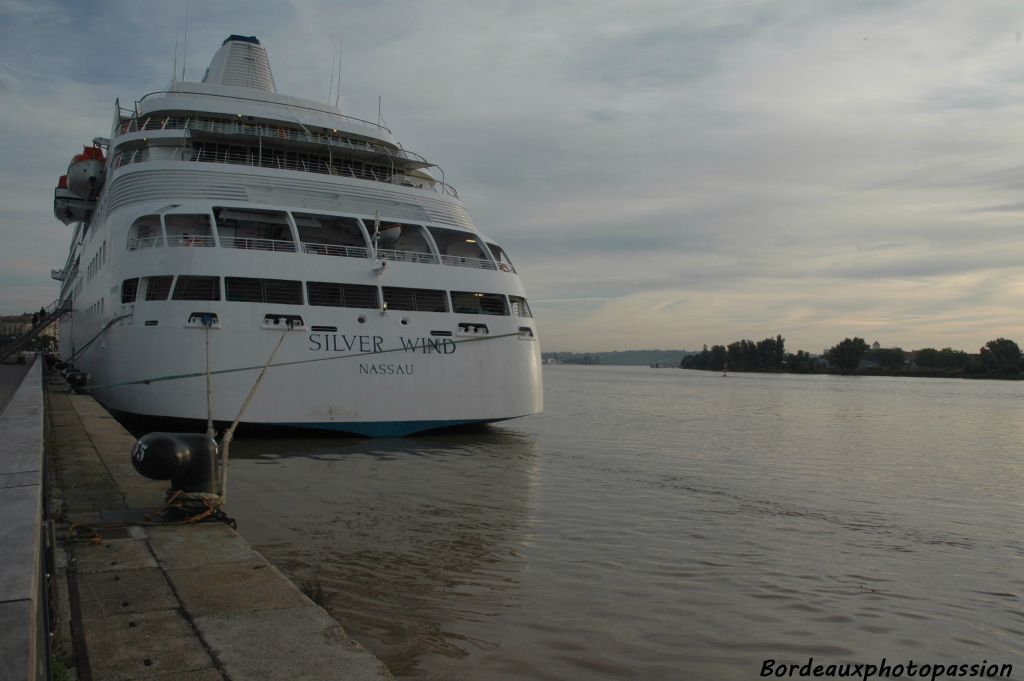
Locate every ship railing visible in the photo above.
<box><xmin>119</xmin><ymin>115</ymin><xmax>430</xmax><ymax>165</ymax></box>
<box><xmin>112</xmin><ymin>139</ymin><xmax>460</xmax><ymax>199</ymax></box>
<box><xmin>127</xmin><ymin>237</ymin><xmax>165</xmax><ymax>250</ymax></box>
<box><xmin>439</xmin><ymin>255</ymin><xmax>498</xmax><ymax>270</ymax></box>
<box><xmin>130</xmin><ymin>88</ymin><xmax>394</xmax><ymax>135</ymax></box>
<box><xmin>167</xmin><ymin>235</ymin><xmax>216</xmax><ymax>248</ymax></box>
<box><xmin>375</xmin><ymin>249</ymin><xmax>439</xmax><ymax>265</ymax></box>
<box><xmin>301</xmin><ymin>243</ymin><xmax>370</xmax><ymax>258</ymax></box>
<box><xmin>220</xmin><ymin>236</ymin><xmax>297</xmax><ymax>253</ymax></box>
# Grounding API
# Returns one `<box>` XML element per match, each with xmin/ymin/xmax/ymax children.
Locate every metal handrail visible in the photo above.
<box><xmin>168</xmin><ymin>235</ymin><xmax>216</xmax><ymax>248</ymax></box>
<box><xmin>118</xmin><ymin>115</ymin><xmax>429</xmax><ymax>165</ymax></box>
<box><xmin>440</xmin><ymin>255</ymin><xmax>498</xmax><ymax>270</ymax></box>
<box><xmin>301</xmin><ymin>243</ymin><xmax>369</xmax><ymax>258</ymax></box>
<box><xmin>127</xmin><ymin>237</ymin><xmax>165</xmax><ymax>250</ymax></box>
<box><xmin>132</xmin><ymin>88</ymin><xmax>393</xmax><ymax>134</ymax></box>
<box><xmin>220</xmin><ymin>236</ymin><xmax>297</xmax><ymax>252</ymax></box>
<box><xmin>112</xmin><ymin>144</ymin><xmax>459</xmax><ymax>197</ymax></box>
<box><xmin>376</xmin><ymin>249</ymin><xmax>438</xmax><ymax>264</ymax></box>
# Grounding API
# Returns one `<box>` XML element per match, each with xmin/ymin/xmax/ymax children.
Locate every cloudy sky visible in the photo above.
<box><xmin>1</xmin><ymin>0</ymin><xmax>1023</xmax><ymax>353</ymax></box>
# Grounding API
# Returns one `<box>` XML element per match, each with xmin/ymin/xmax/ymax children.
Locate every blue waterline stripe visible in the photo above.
<box><xmin>296</xmin><ymin>418</ymin><xmax>496</xmax><ymax>438</ymax></box>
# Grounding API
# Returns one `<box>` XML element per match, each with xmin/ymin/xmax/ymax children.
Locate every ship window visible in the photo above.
<box><xmin>166</xmin><ymin>214</ymin><xmax>215</xmax><ymax>247</ymax></box>
<box><xmin>382</xmin><ymin>287</ymin><xmax>449</xmax><ymax>312</ymax></box>
<box><xmin>214</xmin><ymin>207</ymin><xmax>296</xmax><ymax>251</ymax></box>
<box><xmin>486</xmin><ymin>243</ymin><xmax>515</xmax><ymax>272</ymax></box>
<box><xmin>295</xmin><ymin>213</ymin><xmax>368</xmax><ymax>257</ymax></box>
<box><xmin>451</xmin><ymin>291</ymin><xmax>509</xmax><ymax>316</ymax></box>
<box><xmin>430</xmin><ymin>227</ymin><xmax>493</xmax><ymax>269</ymax></box>
<box><xmin>225</xmin><ymin>277</ymin><xmax>303</xmax><ymax>305</ymax></box>
<box><xmin>306</xmin><ymin>281</ymin><xmax>379</xmax><ymax>309</ymax></box>
<box><xmin>172</xmin><ymin>276</ymin><xmax>220</xmax><ymax>301</ymax></box>
<box><xmin>508</xmin><ymin>296</ymin><xmax>533</xmax><ymax>318</ymax></box>
<box><xmin>143</xmin><ymin>276</ymin><xmax>173</xmax><ymax>301</ymax></box>
<box><xmin>371</xmin><ymin>221</ymin><xmax>436</xmax><ymax>263</ymax></box>
<box><xmin>121</xmin><ymin>278</ymin><xmax>139</xmax><ymax>304</ymax></box>
<box><xmin>128</xmin><ymin>215</ymin><xmax>163</xmax><ymax>250</ymax></box>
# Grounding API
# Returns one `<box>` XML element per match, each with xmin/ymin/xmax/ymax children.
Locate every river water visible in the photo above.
<box><xmin>228</xmin><ymin>365</ymin><xmax>1024</xmax><ymax>680</ymax></box>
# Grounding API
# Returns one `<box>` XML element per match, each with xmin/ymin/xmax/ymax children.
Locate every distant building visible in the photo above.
<box><xmin>0</xmin><ymin>313</ymin><xmax>59</xmax><ymax>346</ymax></box>
<box><xmin>0</xmin><ymin>314</ymin><xmax>32</xmax><ymax>338</ymax></box>
<box><xmin>871</xmin><ymin>341</ymin><xmax>881</xmax><ymax>350</ymax></box>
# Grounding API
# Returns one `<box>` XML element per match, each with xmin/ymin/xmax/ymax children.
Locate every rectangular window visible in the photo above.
<box><xmin>451</xmin><ymin>291</ymin><xmax>509</xmax><ymax>316</ymax></box>
<box><xmin>486</xmin><ymin>243</ymin><xmax>516</xmax><ymax>272</ymax></box>
<box><xmin>128</xmin><ymin>215</ymin><xmax>163</xmax><ymax>250</ymax></box>
<box><xmin>306</xmin><ymin>281</ymin><xmax>379</xmax><ymax>308</ymax></box>
<box><xmin>383</xmin><ymin>287</ymin><xmax>449</xmax><ymax>312</ymax></box>
<box><xmin>121</xmin><ymin>278</ymin><xmax>139</xmax><ymax>304</ymax></box>
<box><xmin>165</xmin><ymin>214</ymin><xmax>215</xmax><ymax>247</ymax></box>
<box><xmin>172</xmin><ymin>276</ymin><xmax>221</xmax><ymax>301</ymax></box>
<box><xmin>294</xmin><ymin>213</ymin><xmax>368</xmax><ymax>257</ymax></box>
<box><xmin>509</xmin><ymin>296</ymin><xmax>532</xmax><ymax>318</ymax></box>
<box><xmin>214</xmin><ymin>207</ymin><xmax>295</xmax><ymax>251</ymax></box>
<box><xmin>225</xmin><ymin>277</ymin><xmax>303</xmax><ymax>305</ymax></box>
<box><xmin>144</xmin><ymin>276</ymin><xmax>173</xmax><ymax>301</ymax></box>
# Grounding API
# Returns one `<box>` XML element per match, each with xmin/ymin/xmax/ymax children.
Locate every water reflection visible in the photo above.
<box><xmin>228</xmin><ymin>428</ymin><xmax>541</xmax><ymax>678</ymax></box>
<box><xmin>225</xmin><ymin>368</ymin><xmax>1024</xmax><ymax>679</ymax></box>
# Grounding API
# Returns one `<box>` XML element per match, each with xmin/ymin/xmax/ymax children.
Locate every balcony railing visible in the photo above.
<box><xmin>376</xmin><ymin>249</ymin><xmax>439</xmax><ymax>264</ymax></box>
<box><xmin>440</xmin><ymin>255</ymin><xmax>498</xmax><ymax>270</ymax></box>
<box><xmin>119</xmin><ymin>115</ymin><xmax>429</xmax><ymax>165</ymax></box>
<box><xmin>112</xmin><ymin>114</ymin><xmax>459</xmax><ymax>197</ymax></box>
<box><xmin>168</xmin><ymin>235</ymin><xmax>216</xmax><ymax>248</ymax></box>
<box><xmin>220</xmin><ymin>236</ymin><xmax>297</xmax><ymax>252</ymax></box>
<box><xmin>301</xmin><ymin>243</ymin><xmax>370</xmax><ymax>258</ymax></box>
<box><xmin>127</xmin><ymin>237</ymin><xmax>165</xmax><ymax>250</ymax></box>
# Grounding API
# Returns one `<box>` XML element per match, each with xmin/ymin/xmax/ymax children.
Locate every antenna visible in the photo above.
<box><xmin>334</xmin><ymin>37</ymin><xmax>343</xmax><ymax>109</ymax></box>
<box><xmin>327</xmin><ymin>43</ymin><xmax>336</xmax><ymax>106</ymax></box>
<box><xmin>182</xmin><ymin>2</ymin><xmax>189</xmax><ymax>81</ymax></box>
<box><xmin>172</xmin><ymin>15</ymin><xmax>180</xmax><ymax>82</ymax></box>
<box><xmin>378</xmin><ymin>96</ymin><xmax>382</xmax><ymax>126</ymax></box>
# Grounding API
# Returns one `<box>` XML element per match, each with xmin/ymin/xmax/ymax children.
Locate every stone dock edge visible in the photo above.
<box><xmin>37</xmin><ymin>362</ymin><xmax>392</xmax><ymax>681</ymax></box>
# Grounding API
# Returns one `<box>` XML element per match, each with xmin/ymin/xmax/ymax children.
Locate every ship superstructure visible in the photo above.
<box><xmin>53</xmin><ymin>35</ymin><xmax>542</xmax><ymax>437</ymax></box>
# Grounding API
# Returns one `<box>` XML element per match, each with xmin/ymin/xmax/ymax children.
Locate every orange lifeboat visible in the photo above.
<box><xmin>53</xmin><ymin>173</ymin><xmax>94</xmax><ymax>225</ymax></box>
<box><xmin>66</xmin><ymin>146</ymin><xmax>106</xmax><ymax>200</ymax></box>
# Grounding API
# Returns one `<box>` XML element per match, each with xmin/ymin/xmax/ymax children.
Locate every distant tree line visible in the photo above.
<box><xmin>681</xmin><ymin>335</ymin><xmax>1023</xmax><ymax>379</ymax></box>
<box><xmin>681</xmin><ymin>335</ymin><xmax>786</xmax><ymax>372</ymax></box>
<box><xmin>541</xmin><ymin>350</ymin><xmax>693</xmax><ymax>366</ymax></box>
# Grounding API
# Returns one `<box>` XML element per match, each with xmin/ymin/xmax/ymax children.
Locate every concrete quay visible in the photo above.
<box><xmin>45</xmin><ymin>373</ymin><xmax>392</xmax><ymax>680</ymax></box>
<box><xmin>0</xmin><ymin>359</ymin><xmax>45</xmax><ymax>681</ymax></box>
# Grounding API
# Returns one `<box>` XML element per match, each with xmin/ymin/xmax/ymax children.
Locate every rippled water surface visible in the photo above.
<box><xmin>228</xmin><ymin>366</ymin><xmax>1024</xmax><ymax>679</ymax></box>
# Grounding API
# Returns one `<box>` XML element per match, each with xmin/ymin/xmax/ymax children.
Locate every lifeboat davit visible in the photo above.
<box><xmin>66</xmin><ymin>146</ymin><xmax>106</xmax><ymax>200</ymax></box>
<box><xmin>53</xmin><ymin>174</ymin><xmax>94</xmax><ymax>225</ymax></box>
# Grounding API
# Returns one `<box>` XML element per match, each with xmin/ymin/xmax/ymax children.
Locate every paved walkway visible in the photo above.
<box><xmin>48</xmin><ymin>380</ymin><xmax>391</xmax><ymax>680</ymax></box>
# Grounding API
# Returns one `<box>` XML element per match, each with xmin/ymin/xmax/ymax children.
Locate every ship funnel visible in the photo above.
<box><xmin>201</xmin><ymin>35</ymin><xmax>276</xmax><ymax>92</ymax></box>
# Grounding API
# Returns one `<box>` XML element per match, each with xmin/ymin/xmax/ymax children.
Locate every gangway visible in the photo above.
<box><xmin>0</xmin><ymin>299</ymin><xmax>70</xmax><ymax>363</ymax></box>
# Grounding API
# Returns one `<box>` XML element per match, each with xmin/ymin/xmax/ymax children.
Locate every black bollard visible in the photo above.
<box><xmin>130</xmin><ymin>432</ymin><xmax>218</xmax><ymax>494</ymax></box>
<box><xmin>64</xmin><ymin>371</ymin><xmax>90</xmax><ymax>393</ymax></box>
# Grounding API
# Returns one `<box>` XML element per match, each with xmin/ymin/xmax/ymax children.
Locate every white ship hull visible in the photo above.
<box><xmin>54</xmin><ymin>35</ymin><xmax>542</xmax><ymax>437</ymax></box>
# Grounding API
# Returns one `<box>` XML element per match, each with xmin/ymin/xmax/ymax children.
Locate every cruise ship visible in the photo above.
<box><xmin>52</xmin><ymin>35</ymin><xmax>542</xmax><ymax>437</ymax></box>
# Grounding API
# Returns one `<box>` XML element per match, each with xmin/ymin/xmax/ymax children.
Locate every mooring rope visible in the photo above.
<box><xmin>204</xmin><ymin>318</ymin><xmax>214</xmax><ymax>438</ymax></box>
<box><xmin>217</xmin><ymin>323</ymin><xmax>292</xmax><ymax>504</ymax></box>
<box><xmin>66</xmin><ymin>314</ymin><xmax>132</xmax><ymax>363</ymax></box>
